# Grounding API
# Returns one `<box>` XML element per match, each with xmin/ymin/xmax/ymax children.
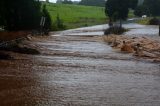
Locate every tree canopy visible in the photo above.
<box><xmin>129</xmin><ymin>0</ymin><xmax>138</xmax><ymax>9</ymax></box>
<box><xmin>105</xmin><ymin>0</ymin><xmax>138</xmax><ymax>27</ymax></box>
<box><xmin>0</xmin><ymin>0</ymin><xmax>51</xmax><ymax>31</ymax></box>
<box><xmin>105</xmin><ymin>0</ymin><xmax>130</xmax><ymax>21</ymax></box>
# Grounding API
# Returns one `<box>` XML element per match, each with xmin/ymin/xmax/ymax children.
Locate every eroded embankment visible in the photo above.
<box><xmin>103</xmin><ymin>34</ymin><xmax>160</xmax><ymax>62</ymax></box>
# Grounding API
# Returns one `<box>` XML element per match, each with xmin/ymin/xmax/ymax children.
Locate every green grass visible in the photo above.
<box><xmin>45</xmin><ymin>3</ymin><xmax>107</xmax><ymax>29</ymax></box>
<box><xmin>128</xmin><ymin>9</ymin><xmax>135</xmax><ymax>18</ymax></box>
<box><xmin>136</xmin><ymin>18</ymin><xmax>151</xmax><ymax>25</ymax></box>
<box><xmin>136</xmin><ymin>17</ymin><xmax>160</xmax><ymax>25</ymax></box>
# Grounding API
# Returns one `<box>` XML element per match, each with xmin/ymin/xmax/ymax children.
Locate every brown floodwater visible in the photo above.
<box><xmin>0</xmin><ymin>24</ymin><xmax>160</xmax><ymax>106</ymax></box>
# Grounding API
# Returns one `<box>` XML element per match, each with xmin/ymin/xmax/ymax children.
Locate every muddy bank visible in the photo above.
<box><xmin>0</xmin><ymin>36</ymin><xmax>40</xmax><ymax>59</ymax></box>
<box><xmin>103</xmin><ymin>34</ymin><xmax>160</xmax><ymax>62</ymax></box>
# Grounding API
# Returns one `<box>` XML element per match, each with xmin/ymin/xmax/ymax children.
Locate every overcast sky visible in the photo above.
<box><xmin>48</xmin><ymin>0</ymin><xmax>80</xmax><ymax>3</ymax></box>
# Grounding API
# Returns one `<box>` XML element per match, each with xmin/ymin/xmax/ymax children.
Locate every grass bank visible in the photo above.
<box><xmin>45</xmin><ymin>3</ymin><xmax>107</xmax><ymax>30</ymax></box>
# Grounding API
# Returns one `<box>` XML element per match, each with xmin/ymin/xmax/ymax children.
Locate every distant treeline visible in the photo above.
<box><xmin>56</xmin><ymin>0</ymin><xmax>106</xmax><ymax>7</ymax></box>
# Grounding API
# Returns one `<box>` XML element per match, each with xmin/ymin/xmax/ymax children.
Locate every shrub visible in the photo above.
<box><xmin>104</xmin><ymin>26</ymin><xmax>127</xmax><ymax>35</ymax></box>
<box><xmin>149</xmin><ymin>18</ymin><xmax>160</xmax><ymax>25</ymax></box>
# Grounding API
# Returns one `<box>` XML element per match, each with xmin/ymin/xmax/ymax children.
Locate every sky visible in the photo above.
<box><xmin>48</xmin><ymin>0</ymin><xmax>80</xmax><ymax>3</ymax></box>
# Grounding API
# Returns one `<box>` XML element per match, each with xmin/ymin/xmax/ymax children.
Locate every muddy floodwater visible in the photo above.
<box><xmin>0</xmin><ymin>24</ymin><xmax>160</xmax><ymax>106</ymax></box>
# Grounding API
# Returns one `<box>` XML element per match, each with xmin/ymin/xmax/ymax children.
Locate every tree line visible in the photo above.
<box><xmin>56</xmin><ymin>0</ymin><xmax>106</xmax><ymax>7</ymax></box>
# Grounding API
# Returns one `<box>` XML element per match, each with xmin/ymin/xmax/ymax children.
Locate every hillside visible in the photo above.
<box><xmin>45</xmin><ymin>3</ymin><xmax>107</xmax><ymax>29</ymax></box>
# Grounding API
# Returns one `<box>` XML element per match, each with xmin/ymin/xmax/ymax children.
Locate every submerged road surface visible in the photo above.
<box><xmin>0</xmin><ymin>25</ymin><xmax>160</xmax><ymax>106</ymax></box>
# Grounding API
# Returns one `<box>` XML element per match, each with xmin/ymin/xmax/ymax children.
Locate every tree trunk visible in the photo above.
<box><xmin>120</xmin><ymin>19</ymin><xmax>122</xmax><ymax>28</ymax></box>
<box><xmin>108</xmin><ymin>18</ymin><xmax>113</xmax><ymax>28</ymax></box>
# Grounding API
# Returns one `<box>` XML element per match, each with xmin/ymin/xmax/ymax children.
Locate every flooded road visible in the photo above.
<box><xmin>54</xmin><ymin>23</ymin><xmax>159</xmax><ymax>38</ymax></box>
<box><xmin>0</xmin><ymin>24</ymin><xmax>160</xmax><ymax>106</ymax></box>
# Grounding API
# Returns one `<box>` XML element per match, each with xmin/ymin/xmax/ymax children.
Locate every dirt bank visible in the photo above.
<box><xmin>103</xmin><ymin>34</ymin><xmax>160</xmax><ymax>62</ymax></box>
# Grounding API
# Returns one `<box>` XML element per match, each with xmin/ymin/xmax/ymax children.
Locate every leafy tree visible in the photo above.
<box><xmin>129</xmin><ymin>0</ymin><xmax>138</xmax><ymax>9</ymax></box>
<box><xmin>0</xmin><ymin>0</ymin><xmax>5</xmax><ymax>27</ymax></box>
<box><xmin>105</xmin><ymin>0</ymin><xmax>130</xmax><ymax>28</ymax></box>
<box><xmin>0</xmin><ymin>0</ymin><xmax>42</xmax><ymax>31</ymax></box>
<box><xmin>79</xmin><ymin>0</ymin><xmax>105</xmax><ymax>7</ymax></box>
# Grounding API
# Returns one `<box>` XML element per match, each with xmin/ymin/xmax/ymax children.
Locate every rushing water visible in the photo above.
<box><xmin>52</xmin><ymin>23</ymin><xmax>159</xmax><ymax>38</ymax></box>
<box><xmin>0</xmin><ymin>23</ymin><xmax>160</xmax><ymax>105</ymax></box>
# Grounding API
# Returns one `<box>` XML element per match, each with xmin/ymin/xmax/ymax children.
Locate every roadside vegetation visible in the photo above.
<box><xmin>136</xmin><ymin>17</ymin><xmax>160</xmax><ymax>25</ymax></box>
<box><xmin>136</xmin><ymin>18</ymin><xmax>151</xmax><ymax>25</ymax></box>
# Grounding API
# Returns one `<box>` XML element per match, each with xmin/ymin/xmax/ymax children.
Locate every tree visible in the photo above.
<box><xmin>79</xmin><ymin>0</ymin><xmax>105</xmax><ymax>7</ymax></box>
<box><xmin>0</xmin><ymin>0</ymin><xmax>5</xmax><ymax>27</ymax></box>
<box><xmin>0</xmin><ymin>0</ymin><xmax>42</xmax><ymax>31</ymax></box>
<box><xmin>143</xmin><ymin>0</ymin><xmax>160</xmax><ymax>16</ymax></box>
<box><xmin>129</xmin><ymin>0</ymin><xmax>138</xmax><ymax>9</ymax></box>
<box><xmin>105</xmin><ymin>0</ymin><xmax>130</xmax><ymax>28</ymax></box>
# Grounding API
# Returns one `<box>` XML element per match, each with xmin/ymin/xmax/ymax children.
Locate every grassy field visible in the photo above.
<box><xmin>45</xmin><ymin>3</ymin><xmax>107</xmax><ymax>29</ymax></box>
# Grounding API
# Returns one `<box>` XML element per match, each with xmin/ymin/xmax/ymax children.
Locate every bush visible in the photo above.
<box><xmin>149</xmin><ymin>18</ymin><xmax>160</xmax><ymax>25</ymax></box>
<box><xmin>104</xmin><ymin>26</ymin><xmax>127</xmax><ymax>35</ymax></box>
